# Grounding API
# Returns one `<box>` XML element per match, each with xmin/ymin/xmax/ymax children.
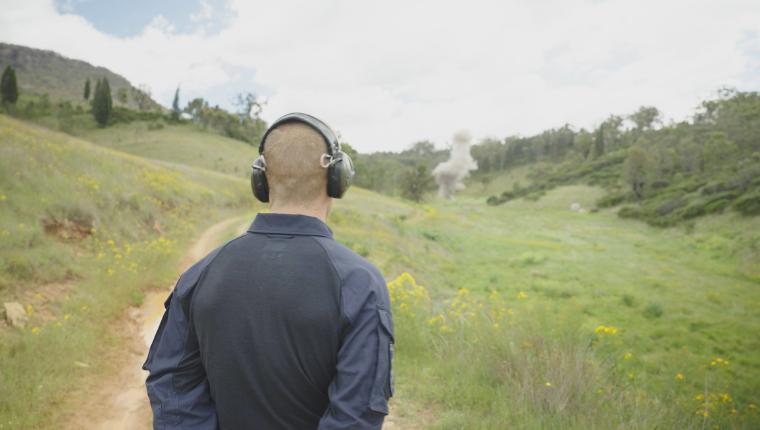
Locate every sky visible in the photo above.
<box><xmin>0</xmin><ymin>0</ymin><xmax>759</xmax><ymax>152</ymax></box>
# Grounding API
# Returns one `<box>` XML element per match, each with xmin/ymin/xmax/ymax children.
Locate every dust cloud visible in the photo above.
<box><xmin>432</xmin><ymin>130</ymin><xmax>478</xmax><ymax>199</ymax></box>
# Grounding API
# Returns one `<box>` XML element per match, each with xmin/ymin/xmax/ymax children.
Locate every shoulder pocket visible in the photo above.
<box><xmin>368</xmin><ymin>308</ymin><xmax>394</xmax><ymax>414</ymax></box>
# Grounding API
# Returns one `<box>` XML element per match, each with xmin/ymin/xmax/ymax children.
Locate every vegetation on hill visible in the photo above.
<box><xmin>346</xmin><ymin>90</ymin><xmax>760</xmax><ymax>228</ymax></box>
<box><xmin>0</xmin><ymin>114</ymin><xmax>253</xmax><ymax>428</ymax></box>
<box><xmin>91</xmin><ymin>77</ymin><xmax>112</xmax><ymax>126</ymax></box>
<box><xmin>1</xmin><ymin>66</ymin><xmax>18</xmax><ymax>105</ymax></box>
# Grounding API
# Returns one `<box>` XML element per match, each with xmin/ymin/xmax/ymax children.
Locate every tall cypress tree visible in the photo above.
<box><xmin>83</xmin><ymin>78</ymin><xmax>91</xmax><ymax>100</ymax></box>
<box><xmin>1</xmin><ymin>66</ymin><xmax>19</xmax><ymax>105</ymax></box>
<box><xmin>92</xmin><ymin>77</ymin><xmax>113</xmax><ymax>126</ymax></box>
<box><xmin>171</xmin><ymin>86</ymin><xmax>181</xmax><ymax>121</ymax></box>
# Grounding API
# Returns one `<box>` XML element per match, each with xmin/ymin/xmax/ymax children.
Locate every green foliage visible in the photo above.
<box><xmin>83</xmin><ymin>78</ymin><xmax>90</xmax><ymax>100</ymax></box>
<box><xmin>91</xmin><ymin>77</ymin><xmax>112</xmax><ymax>127</ymax></box>
<box><xmin>171</xmin><ymin>86</ymin><xmax>181</xmax><ymax>122</ymax></box>
<box><xmin>400</xmin><ymin>164</ymin><xmax>434</xmax><ymax>202</ymax></box>
<box><xmin>184</xmin><ymin>97</ymin><xmax>267</xmax><ymax>144</ymax></box>
<box><xmin>1</xmin><ymin>65</ymin><xmax>19</xmax><ymax>105</ymax></box>
<box><xmin>733</xmin><ymin>192</ymin><xmax>760</xmax><ymax>215</ymax></box>
<box><xmin>481</xmin><ymin>91</ymin><xmax>760</xmax><ymax>227</ymax></box>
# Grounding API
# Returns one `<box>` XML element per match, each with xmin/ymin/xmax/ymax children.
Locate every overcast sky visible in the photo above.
<box><xmin>1</xmin><ymin>0</ymin><xmax>759</xmax><ymax>152</ymax></box>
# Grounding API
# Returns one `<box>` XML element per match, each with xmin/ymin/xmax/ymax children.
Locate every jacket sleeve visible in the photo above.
<box><xmin>143</xmin><ymin>256</ymin><xmax>219</xmax><ymax>430</ymax></box>
<box><xmin>318</xmin><ymin>268</ymin><xmax>394</xmax><ymax>430</ymax></box>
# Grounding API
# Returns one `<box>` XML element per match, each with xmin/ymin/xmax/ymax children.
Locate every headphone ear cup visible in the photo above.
<box><xmin>327</xmin><ymin>151</ymin><xmax>355</xmax><ymax>198</ymax></box>
<box><xmin>251</xmin><ymin>157</ymin><xmax>270</xmax><ymax>202</ymax></box>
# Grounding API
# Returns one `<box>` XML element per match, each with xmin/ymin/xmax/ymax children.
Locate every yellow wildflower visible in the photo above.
<box><xmin>595</xmin><ymin>325</ymin><xmax>618</xmax><ymax>335</ymax></box>
<box><xmin>31</xmin><ymin>327</ymin><xmax>40</xmax><ymax>334</ymax></box>
<box><xmin>25</xmin><ymin>304</ymin><xmax>34</xmax><ymax>316</ymax></box>
<box><xmin>675</xmin><ymin>373</ymin><xmax>685</xmax><ymax>381</ymax></box>
<box><xmin>623</xmin><ymin>352</ymin><xmax>633</xmax><ymax>360</ymax></box>
<box><xmin>517</xmin><ymin>291</ymin><xmax>528</xmax><ymax>300</ymax></box>
<box><xmin>545</xmin><ymin>382</ymin><xmax>552</xmax><ymax>387</ymax></box>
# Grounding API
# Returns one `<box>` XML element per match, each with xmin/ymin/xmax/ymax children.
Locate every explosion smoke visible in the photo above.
<box><xmin>432</xmin><ymin>130</ymin><xmax>478</xmax><ymax>199</ymax></box>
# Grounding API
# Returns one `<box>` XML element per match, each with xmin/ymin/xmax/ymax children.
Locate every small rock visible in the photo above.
<box><xmin>3</xmin><ymin>302</ymin><xmax>28</xmax><ymax>328</ymax></box>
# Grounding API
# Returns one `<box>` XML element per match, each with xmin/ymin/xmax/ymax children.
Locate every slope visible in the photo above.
<box><xmin>80</xmin><ymin>121</ymin><xmax>258</xmax><ymax>178</ymax></box>
<box><xmin>0</xmin><ymin>114</ymin><xmax>253</xmax><ymax>428</ymax></box>
<box><xmin>0</xmin><ymin>43</ymin><xmax>161</xmax><ymax>110</ymax></box>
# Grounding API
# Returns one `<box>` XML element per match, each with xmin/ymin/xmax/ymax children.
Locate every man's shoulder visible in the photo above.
<box><xmin>174</xmin><ymin>233</ymin><xmax>248</xmax><ymax>299</ymax></box>
<box><xmin>312</xmin><ymin>237</ymin><xmax>384</xmax><ymax>284</ymax></box>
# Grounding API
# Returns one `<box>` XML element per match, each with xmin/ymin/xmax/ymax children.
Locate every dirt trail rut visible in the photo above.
<box><xmin>67</xmin><ymin>216</ymin><xmax>248</xmax><ymax>430</ymax></box>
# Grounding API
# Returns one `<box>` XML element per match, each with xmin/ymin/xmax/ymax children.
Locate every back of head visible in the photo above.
<box><xmin>264</xmin><ymin>123</ymin><xmax>328</xmax><ymax>207</ymax></box>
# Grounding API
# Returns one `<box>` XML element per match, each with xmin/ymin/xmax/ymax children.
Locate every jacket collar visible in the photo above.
<box><xmin>248</xmin><ymin>212</ymin><xmax>333</xmax><ymax>238</ymax></box>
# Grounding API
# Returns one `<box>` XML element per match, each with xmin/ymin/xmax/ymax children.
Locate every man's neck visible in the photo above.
<box><xmin>268</xmin><ymin>204</ymin><xmax>330</xmax><ymax>223</ymax></box>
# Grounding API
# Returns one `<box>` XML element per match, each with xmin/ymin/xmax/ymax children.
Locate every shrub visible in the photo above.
<box><xmin>621</xmin><ymin>294</ymin><xmax>637</xmax><ymax>307</ymax></box>
<box><xmin>643</xmin><ymin>303</ymin><xmax>664</xmax><ymax>319</ymax></box>
<box><xmin>597</xmin><ymin>193</ymin><xmax>627</xmax><ymax>208</ymax></box>
<box><xmin>617</xmin><ymin>206</ymin><xmax>641</xmax><ymax>219</ymax></box>
<box><xmin>733</xmin><ymin>192</ymin><xmax>760</xmax><ymax>216</ymax></box>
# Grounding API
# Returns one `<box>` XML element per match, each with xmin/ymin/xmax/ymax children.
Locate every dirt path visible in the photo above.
<box><xmin>65</xmin><ymin>215</ymin><xmax>249</xmax><ymax>430</ymax></box>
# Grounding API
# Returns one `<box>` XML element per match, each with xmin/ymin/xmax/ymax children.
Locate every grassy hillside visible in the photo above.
<box><xmin>0</xmin><ymin>114</ymin><xmax>253</xmax><ymax>428</ymax></box>
<box><xmin>0</xmin><ymin>43</ymin><xmax>161</xmax><ymax>110</ymax></box>
<box><xmin>330</xmin><ymin>185</ymin><xmax>760</xmax><ymax>428</ymax></box>
<box><xmin>80</xmin><ymin>121</ymin><xmax>257</xmax><ymax>178</ymax></box>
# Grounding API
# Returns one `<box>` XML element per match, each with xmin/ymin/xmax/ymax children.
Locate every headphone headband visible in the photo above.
<box><xmin>258</xmin><ymin>112</ymin><xmax>339</xmax><ymax>155</ymax></box>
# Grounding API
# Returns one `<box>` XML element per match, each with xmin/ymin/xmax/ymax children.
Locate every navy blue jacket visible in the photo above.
<box><xmin>143</xmin><ymin>213</ymin><xmax>394</xmax><ymax>429</ymax></box>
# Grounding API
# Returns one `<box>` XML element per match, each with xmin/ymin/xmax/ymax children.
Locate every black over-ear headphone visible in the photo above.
<box><xmin>251</xmin><ymin>112</ymin><xmax>355</xmax><ymax>203</ymax></box>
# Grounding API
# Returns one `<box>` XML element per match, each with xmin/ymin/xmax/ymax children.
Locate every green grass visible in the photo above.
<box><xmin>330</xmin><ymin>184</ymin><xmax>760</xmax><ymax>428</ymax></box>
<box><xmin>0</xmin><ymin>114</ymin><xmax>255</xmax><ymax>428</ymax></box>
<box><xmin>78</xmin><ymin>121</ymin><xmax>257</xmax><ymax>178</ymax></box>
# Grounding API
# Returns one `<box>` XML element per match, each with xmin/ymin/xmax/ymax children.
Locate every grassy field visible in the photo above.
<box><xmin>329</xmin><ymin>184</ymin><xmax>760</xmax><ymax>428</ymax></box>
<box><xmin>1</xmin><ymin>115</ymin><xmax>759</xmax><ymax>428</ymax></box>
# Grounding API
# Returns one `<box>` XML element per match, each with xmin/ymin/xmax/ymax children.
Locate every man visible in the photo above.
<box><xmin>143</xmin><ymin>113</ymin><xmax>394</xmax><ymax>429</ymax></box>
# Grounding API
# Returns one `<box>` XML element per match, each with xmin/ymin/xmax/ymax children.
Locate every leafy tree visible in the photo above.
<box><xmin>83</xmin><ymin>78</ymin><xmax>91</xmax><ymax>100</ymax></box>
<box><xmin>92</xmin><ymin>77</ymin><xmax>113</xmax><ymax>126</ymax></box>
<box><xmin>1</xmin><ymin>66</ymin><xmax>19</xmax><ymax>105</ymax></box>
<box><xmin>629</xmin><ymin>106</ymin><xmax>660</xmax><ymax>131</ymax></box>
<box><xmin>574</xmin><ymin>130</ymin><xmax>593</xmax><ymax>160</ymax></box>
<box><xmin>623</xmin><ymin>146</ymin><xmax>650</xmax><ymax>201</ymax></box>
<box><xmin>400</xmin><ymin>164</ymin><xmax>433</xmax><ymax>202</ymax></box>
<box><xmin>171</xmin><ymin>86</ymin><xmax>181</xmax><ymax>121</ymax></box>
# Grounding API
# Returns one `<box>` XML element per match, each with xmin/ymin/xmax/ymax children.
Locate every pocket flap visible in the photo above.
<box><xmin>378</xmin><ymin>308</ymin><xmax>394</xmax><ymax>340</ymax></box>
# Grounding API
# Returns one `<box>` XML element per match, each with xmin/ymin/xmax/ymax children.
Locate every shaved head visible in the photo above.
<box><xmin>264</xmin><ymin>123</ymin><xmax>329</xmax><ymax>207</ymax></box>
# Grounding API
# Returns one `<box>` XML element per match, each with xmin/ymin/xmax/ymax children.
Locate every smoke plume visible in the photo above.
<box><xmin>432</xmin><ymin>130</ymin><xmax>478</xmax><ymax>199</ymax></box>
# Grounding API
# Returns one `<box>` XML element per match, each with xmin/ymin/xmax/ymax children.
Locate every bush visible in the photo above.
<box><xmin>596</xmin><ymin>193</ymin><xmax>627</xmax><ymax>208</ymax></box>
<box><xmin>733</xmin><ymin>192</ymin><xmax>760</xmax><ymax>216</ymax></box>
<box><xmin>643</xmin><ymin>303</ymin><xmax>664</xmax><ymax>319</ymax></box>
<box><xmin>617</xmin><ymin>206</ymin><xmax>641</xmax><ymax>219</ymax></box>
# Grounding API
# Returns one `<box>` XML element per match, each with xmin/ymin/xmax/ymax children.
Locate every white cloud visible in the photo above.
<box><xmin>1</xmin><ymin>0</ymin><xmax>759</xmax><ymax>152</ymax></box>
